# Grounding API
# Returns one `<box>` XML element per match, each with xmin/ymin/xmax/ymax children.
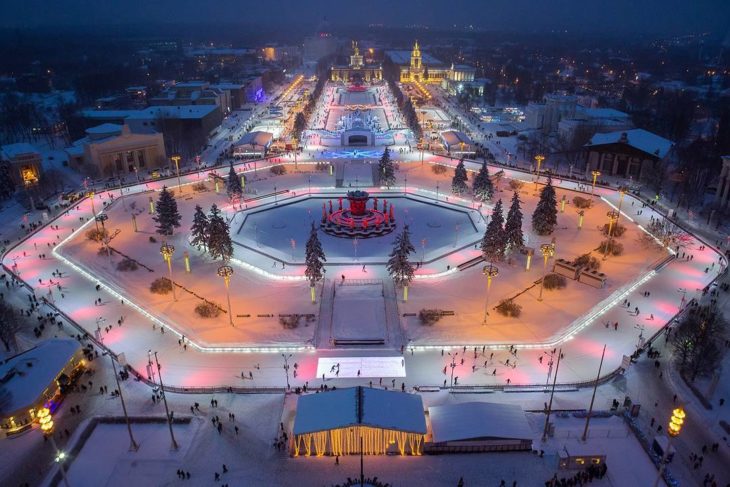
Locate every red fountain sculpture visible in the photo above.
<box><xmin>321</xmin><ymin>190</ymin><xmax>395</xmax><ymax>238</ymax></box>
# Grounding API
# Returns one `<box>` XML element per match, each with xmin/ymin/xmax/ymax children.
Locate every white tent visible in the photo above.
<box><xmin>427</xmin><ymin>402</ymin><xmax>533</xmax><ymax>453</ymax></box>
<box><xmin>293</xmin><ymin>387</ymin><xmax>426</xmax><ymax>456</ymax></box>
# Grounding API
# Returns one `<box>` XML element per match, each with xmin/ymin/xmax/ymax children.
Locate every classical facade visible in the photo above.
<box><xmin>584</xmin><ymin>129</ymin><xmax>674</xmax><ymax>180</ymax></box>
<box><xmin>67</xmin><ymin>124</ymin><xmax>166</xmax><ymax>178</ymax></box>
<box><xmin>330</xmin><ymin>41</ymin><xmax>382</xmax><ymax>82</ymax></box>
<box><xmin>390</xmin><ymin>42</ymin><xmax>475</xmax><ymax>84</ymax></box>
<box><xmin>0</xmin><ymin>143</ymin><xmax>43</xmax><ymax>187</ymax></box>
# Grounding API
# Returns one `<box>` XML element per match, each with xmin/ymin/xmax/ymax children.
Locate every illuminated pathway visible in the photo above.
<box><xmin>2</xmin><ymin>151</ymin><xmax>725</xmax><ymax>390</ymax></box>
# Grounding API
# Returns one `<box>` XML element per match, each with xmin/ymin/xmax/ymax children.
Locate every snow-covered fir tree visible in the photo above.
<box><xmin>226</xmin><ymin>163</ymin><xmax>243</xmax><ymax>202</ymax></box>
<box><xmin>190</xmin><ymin>205</ymin><xmax>209</xmax><ymax>252</ymax></box>
<box><xmin>504</xmin><ymin>191</ymin><xmax>525</xmax><ymax>251</ymax></box>
<box><xmin>378</xmin><ymin>147</ymin><xmax>396</xmax><ymax>188</ymax></box>
<box><xmin>153</xmin><ymin>186</ymin><xmax>181</xmax><ymax>236</ymax></box>
<box><xmin>387</xmin><ymin>224</ymin><xmax>415</xmax><ymax>301</ymax></box>
<box><xmin>206</xmin><ymin>204</ymin><xmax>233</xmax><ymax>262</ymax></box>
<box><xmin>481</xmin><ymin>199</ymin><xmax>507</xmax><ymax>263</ymax></box>
<box><xmin>304</xmin><ymin>223</ymin><xmax>326</xmax><ymax>302</ymax></box>
<box><xmin>472</xmin><ymin>160</ymin><xmax>494</xmax><ymax>202</ymax></box>
<box><xmin>531</xmin><ymin>175</ymin><xmax>558</xmax><ymax>235</ymax></box>
<box><xmin>452</xmin><ymin>158</ymin><xmax>468</xmax><ymax>195</ymax></box>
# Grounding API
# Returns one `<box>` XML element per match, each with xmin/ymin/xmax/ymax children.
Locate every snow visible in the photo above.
<box><xmin>0</xmin><ymin>339</ymin><xmax>81</xmax><ymax>414</ymax></box>
<box><xmin>332</xmin><ymin>284</ymin><xmax>387</xmax><ymax>341</ymax></box>
<box><xmin>316</xmin><ymin>357</ymin><xmax>406</xmax><ymax>379</ymax></box>
<box><xmin>428</xmin><ymin>401</ymin><xmax>533</xmax><ymax>442</ymax></box>
<box><xmin>587</xmin><ymin>129</ymin><xmax>674</xmax><ymax>158</ymax></box>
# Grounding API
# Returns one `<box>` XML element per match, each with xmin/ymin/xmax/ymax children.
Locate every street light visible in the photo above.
<box><xmin>38</xmin><ymin>408</ymin><xmax>71</xmax><ymax>487</ymax></box>
<box><xmin>96</xmin><ymin>213</ymin><xmax>111</xmax><ymax>261</ymax></box>
<box><xmin>538</xmin><ymin>243</ymin><xmax>555</xmax><ymax>302</ymax></box>
<box><xmin>86</xmin><ymin>191</ymin><xmax>99</xmax><ymax>232</ymax></box>
<box><xmin>153</xmin><ymin>351</ymin><xmax>179</xmax><ymax>450</ymax></box>
<box><xmin>171</xmin><ymin>154</ymin><xmax>182</xmax><ymax>194</ymax></box>
<box><xmin>160</xmin><ymin>243</ymin><xmax>177</xmax><ymax>302</ymax></box>
<box><xmin>217</xmin><ymin>265</ymin><xmax>234</xmax><ymax>326</ymax></box>
<box><xmin>590</xmin><ymin>170</ymin><xmax>601</xmax><ymax>198</ymax></box>
<box><xmin>654</xmin><ymin>407</ymin><xmax>685</xmax><ymax>487</ymax></box>
<box><xmin>97</xmin><ymin>331</ymin><xmax>139</xmax><ymax>451</ymax></box>
<box><xmin>534</xmin><ymin>154</ymin><xmax>545</xmax><ymax>188</ymax></box>
<box><xmin>482</xmin><ymin>264</ymin><xmax>499</xmax><ymax>326</ymax></box>
<box><xmin>282</xmin><ymin>353</ymin><xmax>292</xmax><ymax>390</ymax></box>
<box><xmin>292</xmin><ymin>138</ymin><xmax>298</xmax><ymax>171</ymax></box>
<box><xmin>603</xmin><ymin>210</ymin><xmax>619</xmax><ymax>260</ymax></box>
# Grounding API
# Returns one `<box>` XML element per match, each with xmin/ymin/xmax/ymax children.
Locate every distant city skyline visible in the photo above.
<box><xmin>1</xmin><ymin>0</ymin><xmax>729</xmax><ymax>37</ymax></box>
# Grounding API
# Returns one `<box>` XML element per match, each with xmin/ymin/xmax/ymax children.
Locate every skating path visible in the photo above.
<box><xmin>2</xmin><ymin>152</ymin><xmax>725</xmax><ymax>391</ymax></box>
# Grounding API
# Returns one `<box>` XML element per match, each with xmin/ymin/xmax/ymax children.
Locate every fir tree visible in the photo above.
<box><xmin>190</xmin><ymin>205</ymin><xmax>210</xmax><ymax>252</ymax></box>
<box><xmin>207</xmin><ymin>204</ymin><xmax>233</xmax><ymax>262</ymax></box>
<box><xmin>304</xmin><ymin>223</ymin><xmax>326</xmax><ymax>302</ymax></box>
<box><xmin>226</xmin><ymin>163</ymin><xmax>243</xmax><ymax>202</ymax></box>
<box><xmin>387</xmin><ymin>224</ymin><xmax>415</xmax><ymax>301</ymax></box>
<box><xmin>531</xmin><ymin>176</ymin><xmax>558</xmax><ymax>235</ymax></box>
<box><xmin>451</xmin><ymin>158</ymin><xmax>469</xmax><ymax>195</ymax></box>
<box><xmin>504</xmin><ymin>191</ymin><xmax>525</xmax><ymax>251</ymax></box>
<box><xmin>378</xmin><ymin>147</ymin><xmax>396</xmax><ymax>188</ymax></box>
<box><xmin>481</xmin><ymin>199</ymin><xmax>507</xmax><ymax>263</ymax></box>
<box><xmin>153</xmin><ymin>186</ymin><xmax>181</xmax><ymax>236</ymax></box>
<box><xmin>472</xmin><ymin>160</ymin><xmax>494</xmax><ymax>201</ymax></box>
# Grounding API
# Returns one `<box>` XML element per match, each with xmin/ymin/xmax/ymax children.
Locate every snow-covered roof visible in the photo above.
<box><xmin>237</xmin><ymin>131</ymin><xmax>273</xmax><ymax>147</ymax></box>
<box><xmin>294</xmin><ymin>387</ymin><xmax>426</xmax><ymax>435</ymax></box>
<box><xmin>1</xmin><ymin>142</ymin><xmax>40</xmax><ymax>159</ymax></box>
<box><xmin>440</xmin><ymin>130</ymin><xmax>473</xmax><ymax>147</ymax></box>
<box><xmin>85</xmin><ymin>123</ymin><xmax>123</xmax><ymax>136</ymax></box>
<box><xmin>586</xmin><ymin>128</ymin><xmax>673</xmax><ymax>159</ymax></box>
<box><xmin>581</xmin><ymin>107</ymin><xmax>630</xmax><ymax>120</ymax></box>
<box><xmin>0</xmin><ymin>339</ymin><xmax>82</xmax><ymax>414</ymax></box>
<box><xmin>428</xmin><ymin>402</ymin><xmax>533</xmax><ymax>443</ymax></box>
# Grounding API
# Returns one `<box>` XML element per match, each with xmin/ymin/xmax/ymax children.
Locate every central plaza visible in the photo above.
<box><xmin>3</xmin><ymin>74</ymin><xmax>719</xmax><ymax>392</ymax></box>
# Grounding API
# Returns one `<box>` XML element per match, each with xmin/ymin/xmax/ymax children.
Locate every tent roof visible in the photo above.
<box><xmin>294</xmin><ymin>387</ymin><xmax>426</xmax><ymax>435</ymax></box>
<box><xmin>440</xmin><ymin>130</ymin><xmax>473</xmax><ymax>147</ymax></box>
<box><xmin>428</xmin><ymin>402</ymin><xmax>533</xmax><ymax>443</ymax></box>
<box><xmin>237</xmin><ymin>131</ymin><xmax>273</xmax><ymax>147</ymax></box>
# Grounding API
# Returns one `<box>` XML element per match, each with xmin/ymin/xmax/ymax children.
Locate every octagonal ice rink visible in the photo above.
<box><xmin>232</xmin><ymin>194</ymin><xmax>482</xmax><ymax>264</ymax></box>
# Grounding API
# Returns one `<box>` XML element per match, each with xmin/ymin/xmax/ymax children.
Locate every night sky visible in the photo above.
<box><xmin>1</xmin><ymin>0</ymin><xmax>729</xmax><ymax>35</ymax></box>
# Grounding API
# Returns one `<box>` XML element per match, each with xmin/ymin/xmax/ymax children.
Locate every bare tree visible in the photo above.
<box><xmin>672</xmin><ymin>305</ymin><xmax>727</xmax><ymax>381</ymax></box>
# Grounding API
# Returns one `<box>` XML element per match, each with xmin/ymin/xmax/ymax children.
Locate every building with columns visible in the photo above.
<box><xmin>66</xmin><ymin>123</ymin><xmax>166</xmax><ymax>178</ymax></box>
<box><xmin>330</xmin><ymin>41</ymin><xmax>382</xmax><ymax>82</ymax></box>
<box><xmin>716</xmin><ymin>155</ymin><xmax>730</xmax><ymax>209</ymax></box>
<box><xmin>584</xmin><ymin>129</ymin><xmax>674</xmax><ymax>180</ymax></box>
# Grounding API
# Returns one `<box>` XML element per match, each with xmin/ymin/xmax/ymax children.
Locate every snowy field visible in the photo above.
<box><xmin>332</xmin><ymin>283</ymin><xmax>387</xmax><ymax>341</ymax></box>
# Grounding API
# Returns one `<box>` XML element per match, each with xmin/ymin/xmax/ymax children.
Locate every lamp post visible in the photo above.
<box><xmin>117</xmin><ymin>175</ymin><xmax>127</xmax><ymax>210</ymax></box>
<box><xmin>617</xmin><ymin>186</ymin><xmax>628</xmax><ymax>219</ymax></box>
<box><xmin>97</xmin><ymin>332</ymin><xmax>139</xmax><ymax>451</ymax></box>
<box><xmin>38</xmin><ymin>409</ymin><xmax>71</xmax><ymax>487</ymax></box>
<box><xmin>482</xmin><ymin>264</ymin><xmax>499</xmax><ymax>326</ymax></box>
<box><xmin>654</xmin><ymin>407</ymin><xmax>685</xmax><ymax>487</ymax></box>
<box><xmin>447</xmin><ymin>352</ymin><xmax>458</xmax><ymax>388</ymax></box>
<box><xmin>153</xmin><ymin>352</ymin><xmax>179</xmax><ymax>450</ymax></box>
<box><xmin>86</xmin><ymin>191</ymin><xmax>99</xmax><ymax>232</ymax></box>
<box><xmin>420</xmin><ymin>137</ymin><xmax>425</xmax><ymax>167</ymax></box>
<box><xmin>534</xmin><ymin>154</ymin><xmax>545</xmax><ymax>189</ymax></box>
<box><xmin>542</xmin><ymin>348</ymin><xmax>563</xmax><ymax>442</ymax></box>
<box><xmin>538</xmin><ymin>243</ymin><xmax>555</xmax><ymax>302</ymax></box>
<box><xmin>217</xmin><ymin>265</ymin><xmax>234</xmax><ymax>326</ymax></box>
<box><xmin>590</xmin><ymin>170</ymin><xmax>601</xmax><ymax>198</ymax></box>
<box><xmin>577</xmin><ymin>210</ymin><xmax>585</xmax><ymax>229</ymax></box>
<box><xmin>282</xmin><ymin>353</ymin><xmax>292</xmax><ymax>390</ymax></box>
<box><xmin>603</xmin><ymin>210</ymin><xmax>619</xmax><ymax>260</ymax></box>
<box><xmin>171</xmin><ymin>154</ymin><xmax>182</xmax><ymax>194</ymax></box>
<box><xmin>160</xmin><ymin>243</ymin><xmax>177</xmax><ymax>302</ymax></box>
